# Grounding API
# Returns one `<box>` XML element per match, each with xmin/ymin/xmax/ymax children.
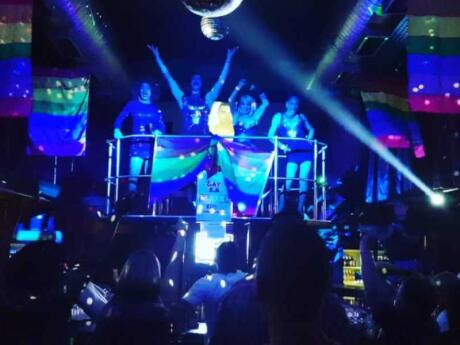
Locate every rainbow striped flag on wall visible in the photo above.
<box><xmin>361</xmin><ymin>81</ymin><xmax>424</xmax><ymax>158</ymax></box>
<box><xmin>28</xmin><ymin>69</ymin><xmax>89</xmax><ymax>156</ymax></box>
<box><xmin>0</xmin><ymin>0</ymin><xmax>33</xmax><ymax>117</ymax></box>
<box><xmin>407</xmin><ymin>0</ymin><xmax>460</xmax><ymax>114</ymax></box>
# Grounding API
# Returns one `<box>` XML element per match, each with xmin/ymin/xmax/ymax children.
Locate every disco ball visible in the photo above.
<box><xmin>200</xmin><ymin>17</ymin><xmax>229</xmax><ymax>41</ymax></box>
<box><xmin>182</xmin><ymin>0</ymin><xmax>244</xmax><ymax>18</ymax></box>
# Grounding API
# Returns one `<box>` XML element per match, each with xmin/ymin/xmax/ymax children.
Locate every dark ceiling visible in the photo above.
<box><xmin>33</xmin><ymin>1</ymin><xmax>362</xmax><ymax>85</ymax></box>
<box><xmin>33</xmin><ymin>0</ymin><xmax>409</xmax><ymax>98</ymax></box>
<box><xmin>93</xmin><ymin>0</ymin><xmax>350</xmax><ymax>63</ymax></box>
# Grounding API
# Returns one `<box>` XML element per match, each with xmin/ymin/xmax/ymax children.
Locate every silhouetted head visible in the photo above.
<box><xmin>237</xmin><ymin>94</ymin><xmax>256</xmax><ymax>116</ymax></box>
<box><xmin>394</xmin><ymin>274</ymin><xmax>437</xmax><ymax>320</ymax></box>
<box><xmin>138</xmin><ymin>81</ymin><xmax>152</xmax><ymax>103</ymax></box>
<box><xmin>392</xmin><ymin>197</ymin><xmax>409</xmax><ymax>222</ymax></box>
<box><xmin>257</xmin><ymin>215</ymin><xmax>330</xmax><ymax>324</ymax></box>
<box><xmin>5</xmin><ymin>241</ymin><xmax>65</xmax><ymax>300</ymax></box>
<box><xmin>190</xmin><ymin>74</ymin><xmax>203</xmax><ymax>94</ymax></box>
<box><xmin>432</xmin><ymin>272</ymin><xmax>458</xmax><ymax>309</ymax></box>
<box><xmin>117</xmin><ymin>250</ymin><xmax>161</xmax><ymax>300</ymax></box>
<box><xmin>285</xmin><ymin>96</ymin><xmax>300</xmax><ymax>114</ymax></box>
<box><xmin>216</xmin><ymin>241</ymin><xmax>238</xmax><ymax>274</ymax></box>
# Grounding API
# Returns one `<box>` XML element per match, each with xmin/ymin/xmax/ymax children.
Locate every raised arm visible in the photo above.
<box><xmin>228</xmin><ymin>78</ymin><xmax>246</xmax><ymax>116</ymax></box>
<box><xmin>113</xmin><ymin>102</ymin><xmax>131</xmax><ymax>139</ymax></box>
<box><xmin>253</xmin><ymin>92</ymin><xmax>270</xmax><ymax>124</ymax></box>
<box><xmin>147</xmin><ymin>44</ymin><xmax>184</xmax><ymax>108</ymax></box>
<box><xmin>360</xmin><ymin>234</ymin><xmax>393</xmax><ymax>316</ymax></box>
<box><xmin>301</xmin><ymin>114</ymin><xmax>315</xmax><ymax>140</ymax></box>
<box><xmin>206</xmin><ymin>47</ymin><xmax>239</xmax><ymax>106</ymax></box>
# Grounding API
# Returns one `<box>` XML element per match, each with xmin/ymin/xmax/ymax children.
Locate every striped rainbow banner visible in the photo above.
<box><xmin>149</xmin><ymin>137</ymin><xmax>274</xmax><ymax>217</ymax></box>
<box><xmin>361</xmin><ymin>81</ymin><xmax>424</xmax><ymax>157</ymax></box>
<box><xmin>217</xmin><ymin>140</ymin><xmax>274</xmax><ymax>217</ymax></box>
<box><xmin>407</xmin><ymin>0</ymin><xmax>460</xmax><ymax>114</ymax></box>
<box><xmin>28</xmin><ymin>69</ymin><xmax>89</xmax><ymax>156</ymax></box>
<box><xmin>0</xmin><ymin>0</ymin><xmax>33</xmax><ymax>117</ymax></box>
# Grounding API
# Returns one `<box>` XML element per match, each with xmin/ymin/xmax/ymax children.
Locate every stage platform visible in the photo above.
<box><xmin>120</xmin><ymin>214</ymin><xmax>332</xmax><ymax>228</ymax></box>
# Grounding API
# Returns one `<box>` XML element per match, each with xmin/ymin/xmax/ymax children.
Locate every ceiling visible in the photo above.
<box><xmin>32</xmin><ymin>0</ymin><xmax>409</xmax><ymax>97</ymax></box>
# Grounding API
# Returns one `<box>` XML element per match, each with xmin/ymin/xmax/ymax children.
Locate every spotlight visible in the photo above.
<box><xmin>430</xmin><ymin>193</ymin><xmax>446</xmax><ymax>207</ymax></box>
<box><xmin>194</xmin><ymin>231</ymin><xmax>233</xmax><ymax>265</ymax></box>
<box><xmin>316</xmin><ymin>176</ymin><xmax>327</xmax><ymax>187</ymax></box>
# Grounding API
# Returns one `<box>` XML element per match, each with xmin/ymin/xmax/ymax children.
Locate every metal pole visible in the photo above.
<box><xmin>151</xmin><ymin>136</ymin><xmax>159</xmax><ymax>216</ymax></box>
<box><xmin>246</xmin><ymin>222</ymin><xmax>250</xmax><ymax>269</ymax></box>
<box><xmin>106</xmin><ymin>141</ymin><xmax>113</xmax><ymax>215</ymax></box>
<box><xmin>313</xmin><ymin>140</ymin><xmax>318</xmax><ymax>220</ymax></box>
<box><xmin>53</xmin><ymin>156</ymin><xmax>58</xmax><ymax>185</ymax></box>
<box><xmin>321</xmin><ymin>147</ymin><xmax>327</xmax><ymax>220</ymax></box>
<box><xmin>273</xmin><ymin>136</ymin><xmax>279</xmax><ymax>214</ymax></box>
<box><xmin>115</xmin><ymin>139</ymin><xmax>121</xmax><ymax>202</ymax></box>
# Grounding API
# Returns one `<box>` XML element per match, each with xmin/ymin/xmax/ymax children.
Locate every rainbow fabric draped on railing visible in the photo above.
<box><xmin>149</xmin><ymin>136</ymin><xmax>214</xmax><ymax>200</ymax></box>
<box><xmin>0</xmin><ymin>0</ymin><xmax>33</xmax><ymax>117</ymax></box>
<box><xmin>217</xmin><ymin>140</ymin><xmax>275</xmax><ymax>216</ymax></box>
<box><xmin>407</xmin><ymin>0</ymin><xmax>460</xmax><ymax>114</ymax></box>
<box><xmin>28</xmin><ymin>69</ymin><xmax>89</xmax><ymax>156</ymax></box>
<box><xmin>149</xmin><ymin>137</ymin><xmax>275</xmax><ymax>217</ymax></box>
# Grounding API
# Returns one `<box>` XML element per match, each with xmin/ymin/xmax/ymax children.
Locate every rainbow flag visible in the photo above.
<box><xmin>0</xmin><ymin>0</ymin><xmax>33</xmax><ymax>117</ymax></box>
<box><xmin>149</xmin><ymin>137</ymin><xmax>274</xmax><ymax>217</ymax></box>
<box><xmin>217</xmin><ymin>140</ymin><xmax>274</xmax><ymax>217</ymax></box>
<box><xmin>361</xmin><ymin>82</ymin><xmax>424</xmax><ymax>157</ymax></box>
<box><xmin>149</xmin><ymin>136</ymin><xmax>214</xmax><ymax>202</ymax></box>
<box><xmin>28</xmin><ymin>69</ymin><xmax>89</xmax><ymax>156</ymax></box>
<box><xmin>407</xmin><ymin>0</ymin><xmax>460</xmax><ymax>114</ymax></box>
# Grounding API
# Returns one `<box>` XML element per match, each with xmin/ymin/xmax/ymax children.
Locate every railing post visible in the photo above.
<box><xmin>273</xmin><ymin>136</ymin><xmax>279</xmax><ymax>214</ymax></box>
<box><xmin>313</xmin><ymin>140</ymin><xmax>318</xmax><ymax>220</ymax></box>
<box><xmin>106</xmin><ymin>141</ymin><xmax>113</xmax><ymax>215</ymax></box>
<box><xmin>115</xmin><ymin>139</ymin><xmax>121</xmax><ymax>202</ymax></box>
<box><xmin>321</xmin><ymin>146</ymin><xmax>327</xmax><ymax>220</ymax></box>
<box><xmin>53</xmin><ymin>156</ymin><xmax>58</xmax><ymax>185</ymax></box>
<box><xmin>151</xmin><ymin>135</ymin><xmax>159</xmax><ymax>216</ymax></box>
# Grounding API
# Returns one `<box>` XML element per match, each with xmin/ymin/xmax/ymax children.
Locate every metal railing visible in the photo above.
<box><xmin>106</xmin><ymin>134</ymin><xmax>328</xmax><ymax>220</ymax></box>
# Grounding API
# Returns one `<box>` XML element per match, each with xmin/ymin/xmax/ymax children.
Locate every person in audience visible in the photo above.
<box><xmin>257</xmin><ymin>214</ymin><xmax>335</xmax><ymax>345</ymax></box>
<box><xmin>383</xmin><ymin>197</ymin><xmax>424</xmax><ymax>272</ymax></box>
<box><xmin>1</xmin><ymin>241</ymin><xmax>71</xmax><ymax>345</ymax></box>
<box><xmin>211</xmin><ymin>275</ymin><xmax>269</xmax><ymax>345</ymax></box>
<box><xmin>90</xmin><ymin>250</ymin><xmax>170</xmax><ymax>345</ymax></box>
<box><xmin>360</xmin><ymin>233</ymin><xmax>439</xmax><ymax>345</ymax></box>
<box><xmin>432</xmin><ymin>272</ymin><xmax>460</xmax><ymax>344</ymax></box>
<box><xmin>182</xmin><ymin>241</ymin><xmax>246</xmax><ymax>338</ymax></box>
<box><xmin>213</xmin><ymin>230</ymin><xmax>360</xmax><ymax>345</ymax></box>
<box><xmin>443</xmin><ymin>279</ymin><xmax>460</xmax><ymax>345</ymax></box>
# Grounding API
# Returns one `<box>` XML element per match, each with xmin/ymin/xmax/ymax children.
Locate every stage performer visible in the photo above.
<box><xmin>148</xmin><ymin>44</ymin><xmax>238</xmax><ymax>135</ymax></box>
<box><xmin>228</xmin><ymin>79</ymin><xmax>269</xmax><ymax>139</ymax></box>
<box><xmin>268</xmin><ymin>96</ymin><xmax>315</xmax><ymax>216</ymax></box>
<box><xmin>114</xmin><ymin>81</ymin><xmax>165</xmax><ymax>193</ymax></box>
